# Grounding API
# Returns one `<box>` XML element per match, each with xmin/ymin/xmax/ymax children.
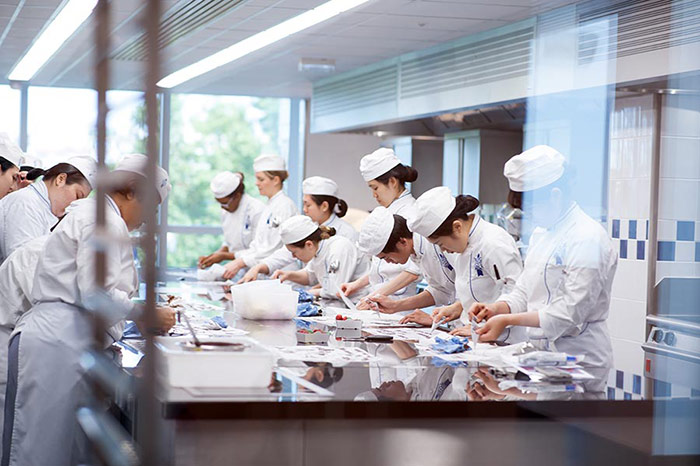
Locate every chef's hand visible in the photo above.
<box><xmin>238</xmin><ymin>264</ymin><xmax>266</xmax><ymax>284</ymax></box>
<box><xmin>271</xmin><ymin>269</ymin><xmax>293</xmax><ymax>283</ymax></box>
<box><xmin>199</xmin><ymin>252</ymin><xmax>225</xmax><ymax>269</ymax></box>
<box><xmin>449</xmin><ymin>326</ymin><xmax>471</xmax><ymax>337</ymax></box>
<box><xmin>155</xmin><ymin>306</ymin><xmax>177</xmax><ymax>333</ymax></box>
<box><xmin>365</xmin><ymin>295</ymin><xmax>399</xmax><ymax>314</ymax></box>
<box><xmin>222</xmin><ymin>259</ymin><xmax>245</xmax><ymax>280</ymax></box>
<box><xmin>339</xmin><ymin>279</ymin><xmax>362</xmax><ymax>298</ymax></box>
<box><xmin>399</xmin><ymin>310</ymin><xmax>433</xmax><ymax>326</ymax></box>
<box><xmin>467</xmin><ymin>303</ymin><xmax>494</xmax><ymax>322</ymax></box>
<box><xmin>431</xmin><ymin>304</ymin><xmax>461</xmax><ymax>324</ymax></box>
<box><xmin>475</xmin><ymin>314</ymin><xmax>509</xmax><ymax>342</ymax></box>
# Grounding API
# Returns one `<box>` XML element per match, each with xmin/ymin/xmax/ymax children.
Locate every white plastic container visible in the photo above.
<box><xmin>335</xmin><ymin>318</ymin><xmax>362</xmax><ymax>330</ymax></box>
<box><xmin>231</xmin><ymin>281</ymin><xmax>299</xmax><ymax>320</ymax></box>
<box><xmin>296</xmin><ymin>330</ymin><xmax>329</xmax><ymax>344</ymax></box>
<box><xmin>156</xmin><ymin>336</ymin><xmax>274</xmax><ymax>388</ymax></box>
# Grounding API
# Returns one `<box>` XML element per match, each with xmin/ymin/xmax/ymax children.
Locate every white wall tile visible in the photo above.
<box><xmin>662</xmin><ymin>95</ymin><xmax>700</xmax><ymax>138</ymax></box>
<box><xmin>657</xmin><ymin>219</ymin><xmax>677</xmax><ymax>241</ymax></box>
<box><xmin>656</xmin><ymin>262</ymin><xmax>699</xmax><ymax>284</ymax></box>
<box><xmin>696</xmin><ymin>221</ymin><xmax>700</xmax><ymax>241</ymax></box>
<box><xmin>608</xmin><ymin>179</ymin><xmax>623</xmax><ymax>219</ymax></box>
<box><xmin>612</xmin><ymin>259</ymin><xmax>648</xmax><ymax>301</ymax></box>
<box><xmin>675</xmin><ymin>241</ymin><xmax>696</xmax><ymax>262</ymax></box>
<box><xmin>660</xmin><ymin>137</ymin><xmax>700</xmax><ymax>180</ymax></box>
<box><xmin>620</xmin><ymin>218</ymin><xmax>629</xmax><ymax>238</ymax></box>
<box><xmin>634</xmin><ymin>136</ymin><xmax>653</xmax><ymax>178</ymax></box>
<box><xmin>634</xmin><ymin>178</ymin><xmax>651</xmax><ymax>219</ymax></box>
<box><xmin>611</xmin><ymin>337</ymin><xmax>645</xmax><ymax>376</ymax></box>
<box><xmin>637</xmin><ymin>219</ymin><xmax>648</xmax><ymax>240</ymax></box>
<box><xmin>658</xmin><ymin>179</ymin><xmax>700</xmax><ymax>221</ymax></box>
<box><xmin>608</xmin><ymin>298</ymin><xmax>646</xmax><ymax>342</ymax></box>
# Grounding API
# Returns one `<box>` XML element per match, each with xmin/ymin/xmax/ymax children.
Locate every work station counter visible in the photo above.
<box><xmin>116</xmin><ymin>277</ymin><xmax>697</xmax><ymax>466</ymax></box>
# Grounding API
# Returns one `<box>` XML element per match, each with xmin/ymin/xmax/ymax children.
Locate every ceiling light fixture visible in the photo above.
<box><xmin>157</xmin><ymin>0</ymin><xmax>369</xmax><ymax>89</ymax></box>
<box><xmin>8</xmin><ymin>0</ymin><xmax>98</xmax><ymax>82</ymax></box>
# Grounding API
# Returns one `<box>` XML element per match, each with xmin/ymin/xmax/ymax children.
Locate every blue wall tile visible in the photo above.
<box><xmin>620</xmin><ymin>239</ymin><xmax>628</xmax><ymax>259</ymax></box>
<box><xmin>633</xmin><ymin>375</ymin><xmax>642</xmax><ymax>395</ymax></box>
<box><xmin>696</xmin><ymin>242</ymin><xmax>700</xmax><ymax>262</ymax></box>
<box><xmin>646</xmin><ymin>220</ymin><xmax>649</xmax><ymax>240</ymax></box>
<box><xmin>677</xmin><ymin>221</ymin><xmax>695</xmax><ymax>241</ymax></box>
<box><xmin>653</xmin><ymin>379</ymin><xmax>672</xmax><ymax>397</ymax></box>
<box><xmin>607</xmin><ymin>387</ymin><xmax>615</xmax><ymax>400</ymax></box>
<box><xmin>658</xmin><ymin>241</ymin><xmax>676</xmax><ymax>261</ymax></box>
<box><xmin>629</xmin><ymin>220</ymin><xmax>637</xmax><ymax>239</ymax></box>
<box><xmin>624</xmin><ymin>392</ymin><xmax>632</xmax><ymax>400</ymax></box>
<box><xmin>612</xmin><ymin>219</ymin><xmax>620</xmax><ymax>238</ymax></box>
<box><xmin>637</xmin><ymin>240</ymin><xmax>645</xmax><ymax>260</ymax></box>
<box><xmin>616</xmin><ymin>370</ymin><xmax>624</xmax><ymax>389</ymax></box>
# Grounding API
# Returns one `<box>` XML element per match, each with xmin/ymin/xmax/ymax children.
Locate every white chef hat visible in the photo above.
<box><xmin>0</xmin><ymin>132</ymin><xmax>25</xmax><ymax>168</ymax></box>
<box><xmin>280</xmin><ymin>215</ymin><xmax>319</xmax><ymax>244</ymax></box>
<box><xmin>65</xmin><ymin>155</ymin><xmax>98</xmax><ymax>189</ymax></box>
<box><xmin>114</xmin><ymin>153</ymin><xmax>172</xmax><ymax>202</ymax></box>
<box><xmin>210</xmin><ymin>171</ymin><xmax>242</xmax><ymax>198</ymax></box>
<box><xmin>302</xmin><ymin>176</ymin><xmax>338</xmax><ymax>197</ymax></box>
<box><xmin>358</xmin><ymin>206</ymin><xmax>395</xmax><ymax>256</ymax></box>
<box><xmin>359</xmin><ymin>148</ymin><xmax>402</xmax><ymax>182</ymax></box>
<box><xmin>253</xmin><ymin>154</ymin><xmax>286</xmax><ymax>172</ymax></box>
<box><xmin>406</xmin><ymin>186</ymin><xmax>456</xmax><ymax>238</ymax></box>
<box><xmin>504</xmin><ymin>145</ymin><xmax>565</xmax><ymax>192</ymax></box>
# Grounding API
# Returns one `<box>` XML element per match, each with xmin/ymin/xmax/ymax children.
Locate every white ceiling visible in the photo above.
<box><xmin>0</xmin><ymin>0</ymin><xmax>579</xmax><ymax>97</ymax></box>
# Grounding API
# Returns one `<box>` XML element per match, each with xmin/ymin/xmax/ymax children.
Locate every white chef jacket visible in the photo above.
<box><xmin>0</xmin><ymin>235</ymin><xmax>47</xmax><ymax>329</ymax></box>
<box><xmin>220</xmin><ymin>193</ymin><xmax>264</xmax><ymax>254</ymax></box>
<box><xmin>28</xmin><ymin>196</ymin><xmax>138</xmax><ymax>342</ymax></box>
<box><xmin>262</xmin><ymin>213</ymin><xmax>358</xmax><ymax>273</ymax></box>
<box><xmin>238</xmin><ymin>190</ymin><xmax>298</xmax><ymax>267</ymax></box>
<box><xmin>369</xmin><ymin>190</ymin><xmax>418</xmax><ymax>296</ymax></box>
<box><xmin>304</xmin><ymin>235</ymin><xmax>370</xmax><ymax>299</ymax></box>
<box><xmin>0</xmin><ymin>181</ymin><xmax>57</xmax><ymax>263</ymax></box>
<box><xmin>448</xmin><ymin>216</ymin><xmax>523</xmax><ymax>327</ymax></box>
<box><xmin>405</xmin><ymin>232</ymin><xmax>456</xmax><ymax>306</ymax></box>
<box><xmin>498</xmin><ymin>203</ymin><xmax>617</xmax><ymax>368</ymax></box>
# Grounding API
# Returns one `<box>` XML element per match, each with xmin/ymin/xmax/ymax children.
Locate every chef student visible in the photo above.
<box><xmin>354</xmin><ymin>206</ymin><xmax>456</xmax><ymax>317</ymax></box>
<box><xmin>340</xmin><ymin>148</ymin><xmax>421</xmax><ymax>301</ymax></box>
<box><xmin>404</xmin><ymin>187</ymin><xmax>524</xmax><ymax>339</ymax></box>
<box><xmin>469</xmin><ymin>145</ymin><xmax>617</xmax><ymax>368</ymax></box>
<box><xmin>240</xmin><ymin>175</ymin><xmax>357</xmax><ymax>282</ymax></box>
<box><xmin>269</xmin><ymin>215</ymin><xmax>369</xmax><ymax>299</ymax></box>
<box><xmin>222</xmin><ymin>154</ymin><xmax>298</xmax><ymax>279</ymax></box>
<box><xmin>2</xmin><ymin>154</ymin><xmax>176</xmax><ymax>466</ymax></box>
<box><xmin>198</xmin><ymin>171</ymin><xmax>264</xmax><ymax>270</ymax></box>
<box><xmin>0</xmin><ymin>133</ymin><xmax>25</xmax><ymax>201</ymax></box>
<box><xmin>0</xmin><ymin>156</ymin><xmax>97</xmax><ymax>263</ymax></box>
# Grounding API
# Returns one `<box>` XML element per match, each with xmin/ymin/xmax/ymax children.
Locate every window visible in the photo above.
<box><xmin>0</xmin><ymin>85</ymin><xmax>21</xmax><ymax>146</ymax></box>
<box><xmin>163</xmin><ymin>93</ymin><xmax>290</xmax><ymax>268</ymax></box>
<box><xmin>27</xmin><ymin>86</ymin><xmax>97</xmax><ymax>168</ymax></box>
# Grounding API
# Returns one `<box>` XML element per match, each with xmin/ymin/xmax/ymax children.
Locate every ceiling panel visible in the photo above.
<box><xmin>0</xmin><ymin>0</ymin><xmax>580</xmax><ymax>96</ymax></box>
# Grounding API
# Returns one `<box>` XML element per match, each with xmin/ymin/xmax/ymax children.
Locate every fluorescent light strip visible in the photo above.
<box><xmin>8</xmin><ymin>0</ymin><xmax>98</xmax><ymax>82</ymax></box>
<box><xmin>157</xmin><ymin>0</ymin><xmax>370</xmax><ymax>89</ymax></box>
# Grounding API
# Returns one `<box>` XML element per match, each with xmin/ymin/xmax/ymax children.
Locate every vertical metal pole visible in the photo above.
<box><xmin>287</xmin><ymin>98</ymin><xmax>302</xmax><ymax>206</ymax></box>
<box><xmin>18</xmin><ymin>82</ymin><xmax>28</xmax><ymax>151</ymax></box>
<box><xmin>158</xmin><ymin>91</ymin><xmax>170</xmax><ymax>272</ymax></box>
<box><xmin>644</xmin><ymin>92</ymin><xmax>662</xmax><ymax>400</ymax></box>
<box><xmin>140</xmin><ymin>0</ymin><xmax>162</xmax><ymax>463</ymax></box>
<box><xmin>95</xmin><ymin>0</ymin><xmax>109</xmax><ymax>292</ymax></box>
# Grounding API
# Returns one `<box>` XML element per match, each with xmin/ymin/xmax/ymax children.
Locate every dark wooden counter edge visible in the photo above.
<box><xmin>162</xmin><ymin>399</ymin><xmax>666</xmax><ymax>421</ymax></box>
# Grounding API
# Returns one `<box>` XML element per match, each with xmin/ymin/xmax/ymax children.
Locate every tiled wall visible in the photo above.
<box><xmin>607</xmin><ymin>94</ymin><xmax>700</xmax><ymax>400</ymax></box>
<box><xmin>607</xmin><ymin>95</ymin><xmax>654</xmax><ymax>399</ymax></box>
<box><xmin>656</xmin><ymin>94</ymin><xmax>700</xmax><ymax>282</ymax></box>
